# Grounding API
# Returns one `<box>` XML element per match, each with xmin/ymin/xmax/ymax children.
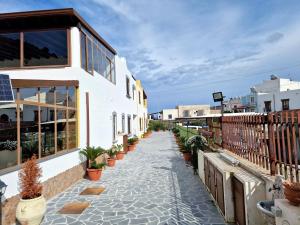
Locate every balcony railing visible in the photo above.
<box><xmin>203</xmin><ymin>110</ymin><xmax>300</xmax><ymax>182</ymax></box>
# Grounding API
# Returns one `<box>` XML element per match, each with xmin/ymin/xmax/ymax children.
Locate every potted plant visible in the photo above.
<box><xmin>16</xmin><ymin>155</ymin><xmax>46</xmax><ymax>225</ymax></box>
<box><xmin>79</xmin><ymin>146</ymin><xmax>106</xmax><ymax>181</ymax></box>
<box><xmin>128</xmin><ymin>137</ymin><xmax>138</xmax><ymax>151</ymax></box>
<box><xmin>115</xmin><ymin>144</ymin><xmax>125</xmax><ymax>160</ymax></box>
<box><xmin>283</xmin><ymin>181</ymin><xmax>300</xmax><ymax>206</ymax></box>
<box><xmin>106</xmin><ymin>146</ymin><xmax>117</xmax><ymax>167</ymax></box>
<box><xmin>181</xmin><ymin>142</ymin><xmax>192</xmax><ymax>162</ymax></box>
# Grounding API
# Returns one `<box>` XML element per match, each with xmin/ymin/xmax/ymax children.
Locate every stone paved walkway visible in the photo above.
<box><xmin>41</xmin><ymin>131</ymin><xmax>226</xmax><ymax>225</ymax></box>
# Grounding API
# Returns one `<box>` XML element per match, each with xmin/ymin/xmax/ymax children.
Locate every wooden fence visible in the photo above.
<box><xmin>217</xmin><ymin>110</ymin><xmax>300</xmax><ymax>182</ymax></box>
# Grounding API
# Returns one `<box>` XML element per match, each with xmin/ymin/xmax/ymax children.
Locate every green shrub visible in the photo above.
<box><xmin>148</xmin><ymin>120</ymin><xmax>167</xmax><ymax>131</ymax></box>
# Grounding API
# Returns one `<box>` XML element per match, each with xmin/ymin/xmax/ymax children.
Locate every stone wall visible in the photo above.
<box><xmin>2</xmin><ymin>162</ymin><xmax>86</xmax><ymax>225</ymax></box>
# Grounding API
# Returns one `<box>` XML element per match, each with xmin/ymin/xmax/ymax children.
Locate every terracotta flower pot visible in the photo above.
<box><xmin>116</xmin><ymin>152</ymin><xmax>125</xmax><ymax>160</ymax></box>
<box><xmin>128</xmin><ymin>144</ymin><xmax>136</xmax><ymax>151</ymax></box>
<box><xmin>87</xmin><ymin>168</ymin><xmax>102</xmax><ymax>181</ymax></box>
<box><xmin>107</xmin><ymin>158</ymin><xmax>116</xmax><ymax>167</ymax></box>
<box><xmin>16</xmin><ymin>195</ymin><xmax>46</xmax><ymax>225</ymax></box>
<box><xmin>283</xmin><ymin>181</ymin><xmax>300</xmax><ymax>206</ymax></box>
<box><xmin>183</xmin><ymin>152</ymin><xmax>192</xmax><ymax>162</ymax></box>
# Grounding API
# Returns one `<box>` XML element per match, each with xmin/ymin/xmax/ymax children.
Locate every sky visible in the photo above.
<box><xmin>1</xmin><ymin>0</ymin><xmax>300</xmax><ymax>112</ymax></box>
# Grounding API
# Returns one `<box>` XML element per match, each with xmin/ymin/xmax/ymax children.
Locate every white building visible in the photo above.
<box><xmin>162</xmin><ymin>104</ymin><xmax>219</xmax><ymax>120</ymax></box>
<box><xmin>0</xmin><ymin>9</ymin><xmax>148</xmax><ymax>224</ymax></box>
<box><xmin>252</xmin><ymin>75</ymin><xmax>300</xmax><ymax>113</ymax></box>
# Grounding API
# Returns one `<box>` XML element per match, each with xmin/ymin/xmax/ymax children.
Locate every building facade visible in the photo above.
<box><xmin>0</xmin><ymin>9</ymin><xmax>148</xmax><ymax>224</ymax></box>
<box><xmin>251</xmin><ymin>76</ymin><xmax>300</xmax><ymax>113</ymax></box>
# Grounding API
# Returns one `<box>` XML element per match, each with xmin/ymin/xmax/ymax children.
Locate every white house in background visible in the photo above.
<box><xmin>0</xmin><ymin>8</ymin><xmax>148</xmax><ymax>224</ymax></box>
<box><xmin>161</xmin><ymin>104</ymin><xmax>220</xmax><ymax>120</ymax></box>
<box><xmin>162</xmin><ymin>109</ymin><xmax>178</xmax><ymax>120</ymax></box>
<box><xmin>251</xmin><ymin>75</ymin><xmax>300</xmax><ymax>113</ymax></box>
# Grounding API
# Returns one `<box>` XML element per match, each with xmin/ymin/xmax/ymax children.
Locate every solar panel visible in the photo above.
<box><xmin>0</xmin><ymin>74</ymin><xmax>14</xmax><ymax>102</ymax></box>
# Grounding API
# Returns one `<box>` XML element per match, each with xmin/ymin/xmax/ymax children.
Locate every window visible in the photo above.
<box><xmin>126</xmin><ymin>77</ymin><xmax>130</xmax><ymax>97</ymax></box>
<box><xmin>139</xmin><ymin>91</ymin><xmax>141</xmax><ymax>104</ymax></box>
<box><xmin>112</xmin><ymin>113</ymin><xmax>117</xmax><ymax>142</ymax></box>
<box><xmin>0</xmin><ymin>83</ymin><xmax>78</xmax><ymax>171</ymax></box>
<box><xmin>183</xmin><ymin>110</ymin><xmax>189</xmax><ymax>117</ymax></box>
<box><xmin>168</xmin><ymin>114</ymin><xmax>172</xmax><ymax>119</ymax></box>
<box><xmin>0</xmin><ymin>102</ymin><xmax>17</xmax><ymax>170</ymax></box>
<box><xmin>250</xmin><ymin>96</ymin><xmax>255</xmax><ymax>104</ymax></box>
<box><xmin>0</xmin><ymin>29</ymin><xmax>69</xmax><ymax>69</ymax></box>
<box><xmin>0</xmin><ymin>33</ymin><xmax>20</xmax><ymax>68</ymax></box>
<box><xmin>80</xmin><ymin>29</ymin><xmax>115</xmax><ymax>83</ymax></box>
<box><xmin>127</xmin><ymin>115</ymin><xmax>131</xmax><ymax>134</ymax></box>
<box><xmin>264</xmin><ymin>101</ymin><xmax>272</xmax><ymax>112</ymax></box>
<box><xmin>197</xmin><ymin>110</ymin><xmax>204</xmax><ymax>116</ymax></box>
<box><xmin>24</xmin><ymin>30</ymin><xmax>68</xmax><ymax>66</ymax></box>
<box><xmin>282</xmin><ymin>99</ymin><xmax>289</xmax><ymax>111</ymax></box>
<box><xmin>132</xmin><ymin>85</ymin><xmax>135</xmax><ymax>100</ymax></box>
<box><xmin>122</xmin><ymin>114</ymin><xmax>125</xmax><ymax>133</ymax></box>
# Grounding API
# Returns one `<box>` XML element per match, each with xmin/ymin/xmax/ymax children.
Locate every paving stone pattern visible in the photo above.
<box><xmin>41</xmin><ymin>131</ymin><xmax>226</xmax><ymax>225</ymax></box>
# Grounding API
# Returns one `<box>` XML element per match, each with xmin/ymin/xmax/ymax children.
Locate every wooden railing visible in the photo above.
<box><xmin>213</xmin><ymin>110</ymin><xmax>300</xmax><ymax>182</ymax></box>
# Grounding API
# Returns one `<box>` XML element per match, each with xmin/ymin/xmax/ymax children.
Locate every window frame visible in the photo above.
<box><xmin>126</xmin><ymin>76</ymin><xmax>130</xmax><ymax>98</ymax></box>
<box><xmin>264</xmin><ymin>101</ymin><xmax>272</xmax><ymax>113</ymax></box>
<box><xmin>281</xmin><ymin>99</ymin><xmax>289</xmax><ymax>111</ymax></box>
<box><xmin>127</xmin><ymin>115</ymin><xmax>131</xmax><ymax>135</ymax></box>
<box><xmin>112</xmin><ymin>112</ymin><xmax>117</xmax><ymax>143</ymax></box>
<box><xmin>0</xmin><ymin>28</ymin><xmax>71</xmax><ymax>70</ymax></box>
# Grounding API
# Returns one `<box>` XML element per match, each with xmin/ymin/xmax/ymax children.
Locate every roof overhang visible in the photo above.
<box><xmin>0</xmin><ymin>8</ymin><xmax>116</xmax><ymax>55</ymax></box>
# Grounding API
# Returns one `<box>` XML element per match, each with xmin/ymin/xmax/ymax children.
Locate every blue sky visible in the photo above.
<box><xmin>2</xmin><ymin>0</ymin><xmax>300</xmax><ymax>112</ymax></box>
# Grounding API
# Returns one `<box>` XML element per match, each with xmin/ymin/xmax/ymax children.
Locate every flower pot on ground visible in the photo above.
<box><xmin>79</xmin><ymin>146</ymin><xmax>106</xmax><ymax>181</ymax></box>
<box><xmin>283</xmin><ymin>181</ymin><xmax>300</xmax><ymax>206</ymax></box>
<box><xmin>114</xmin><ymin>144</ymin><xmax>125</xmax><ymax>160</ymax></box>
<box><xmin>106</xmin><ymin>146</ymin><xmax>118</xmax><ymax>167</ymax></box>
<box><xmin>128</xmin><ymin>137</ymin><xmax>138</xmax><ymax>151</ymax></box>
<box><xmin>16</xmin><ymin>155</ymin><xmax>46</xmax><ymax>225</ymax></box>
<box><xmin>181</xmin><ymin>142</ymin><xmax>192</xmax><ymax>162</ymax></box>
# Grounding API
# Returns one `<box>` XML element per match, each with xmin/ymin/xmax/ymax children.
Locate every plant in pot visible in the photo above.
<box><xmin>79</xmin><ymin>146</ymin><xmax>106</xmax><ymax>181</ymax></box>
<box><xmin>106</xmin><ymin>146</ymin><xmax>117</xmax><ymax>167</ymax></box>
<box><xmin>16</xmin><ymin>155</ymin><xmax>46</xmax><ymax>225</ymax></box>
<box><xmin>115</xmin><ymin>144</ymin><xmax>125</xmax><ymax>160</ymax></box>
<box><xmin>181</xmin><ymin>142</ymin><xmax>192</xmax><ymax>162</ymax></box>
<box><xmin>283</xmin><ymin>181</ymin><xmax>300</xmax><ymax>206</ymax></box>
<box><xmin>128</xmin><ymin>137</ymin><xmax>138</xmax><ymax>151</ymax></box>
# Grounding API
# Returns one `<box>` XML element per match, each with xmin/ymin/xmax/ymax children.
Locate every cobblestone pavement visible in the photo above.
<box><xmin>41</xmin><ymin>131</ymin><xmax>226</xmax><ymax>225</ymax></box>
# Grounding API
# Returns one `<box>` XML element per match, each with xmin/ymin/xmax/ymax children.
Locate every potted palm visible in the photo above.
<box><xmin>181</xmin><ymin>142</ymin><xmax>192</xmax><ymax>162</ymax></box>
<box><xmin>115</xmin><ymin>144</ymin><xmax>125</xmax><ymax>160</ymax></box>
<box><xmin>106</xmin><ymin>146</ymin><xmax>117</xmax><ymax>167</ymax></box>
<box><xmin>79</xmin><ymin>146</ymin><xmax>106</xmax><ymax>181</ymax></box>
<box><xmin>16</xmin><ymin>155</ymin><xmax>46</xmax><ymax>225</ymax></box>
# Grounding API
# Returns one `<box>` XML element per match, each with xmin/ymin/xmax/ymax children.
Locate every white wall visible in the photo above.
<box><xmin>0</xmin><ymin>27</ymin><xmax>143</xmax><ymax>199</ymax></box>
<box><xmin>162</xmin><ymin>109</ymin><xmax>178</xmax><ymax>120</ymax></box>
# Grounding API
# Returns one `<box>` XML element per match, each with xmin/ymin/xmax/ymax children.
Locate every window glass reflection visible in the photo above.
<box><xmin>0</xmin><ymin>103</ymin><xmax>17</xmax><ymax>169</ymax></box>
<box><xmin>20</xmin><ymin>88</ymin><xmax>38</xmax><ymax>102</ymax></box>
<box><xmin>24</xmin><ymin>30</ymin><xmax>68</xmax><ymax>66</ymax></box>
<box><xmin>80</xmin><ymin>32</ymin><xmax>86</xmax><ymax>70</ymax></box>
<box><xmin>0</xmin><ymin>33</ymin><xmax>20</xmax><ymax>68</ymax></box>
<box><xmin>20</xmin><ymin>105</ymin><xmax>39</xmax><ymax>162</ymax></box>
<box><xmin>56</xmin><ymin>86</ymin><xmax>67</xmax><ymax>106</ymax></box>
<box><xmin>68</xmin><ymin>87</ymin><xmax>76</xmax><ymax>108</ymax></box>
<box><xmin>68</xmin><ymin>110</ymin><xmax>76</xmax><ymax>149</ymax></box>
<box><xmin>41</xmin><ymin>106</ymin><xmax>55</xmax><ymax>157</ymax></box>
<box><xmin>39</xmin><ymin>87</ymin><xmax>55</xmax><ymax>104</ymax></box>
<box><xmin>57</xmin><ymin>110</ymin><xmax>67</xmax><ymax>151</ymax></box>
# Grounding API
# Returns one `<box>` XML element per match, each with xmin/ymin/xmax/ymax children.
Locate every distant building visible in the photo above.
<box><xmin>223</xmin><ymin>97</ymin><xmax>245</xmax><ymax>113</ymax></box>
<box><xmin>161</xmin><ymin>104</ymin><xmax>220</xmax><ymax>120</ymax></box>
<box><xmin>251</xmin><ymin>75</ymin><xmax>300</xmax><ymax>113</ymax></box>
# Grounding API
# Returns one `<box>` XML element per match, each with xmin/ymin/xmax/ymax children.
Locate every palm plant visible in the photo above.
<box><xmin>106</xmin><ymin>147</ymin><xmax>117</xmax><ymax>158</ymax></box>
<box><xmin>79</xmin><ymin>146</ymin><xmax>105</xmax><ymax>169</ymax></box>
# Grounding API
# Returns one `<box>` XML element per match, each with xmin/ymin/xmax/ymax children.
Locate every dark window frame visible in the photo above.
<box><xmin>126</xmin><ymin>76</ymin><xmax>130</xmax><ymax>98</ymax></box>
<box><xmin>281</xmin><ymin>99</ymin><xmax>289</xmax><ymax>111</ymax></box>
<box><xmin>0</xmin><ymin>28</ymin><xmax>71</xmax><ymax>70</ymax></box>
<box><xmin>264</xmin><ymin>101</ymin><xmax>272</xmax><ymax>113</ymax></box>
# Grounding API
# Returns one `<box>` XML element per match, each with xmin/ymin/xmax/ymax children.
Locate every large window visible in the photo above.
<box><xmin>0</xmin><ymin>33</ymin><xmax>20</xmax><ymax>68</ymax></box>
<box><xmin>0</xmin><ymin>84</ymin><xmax>78</xmax><ymax>171</ymax></box>
<box><xmin>0</xmin><ymin>29</ymin><xmax>69</xmax><ymax>69</ymax></box>
<box><xmin>80</xmin><ymin>28</ymin><xmax>116</xmax><ymax>83</ymax></box>
<box><xmin>24</xmin><ymin>30</ymin><xmax>68</xmax><ymax>66</ymax></box>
